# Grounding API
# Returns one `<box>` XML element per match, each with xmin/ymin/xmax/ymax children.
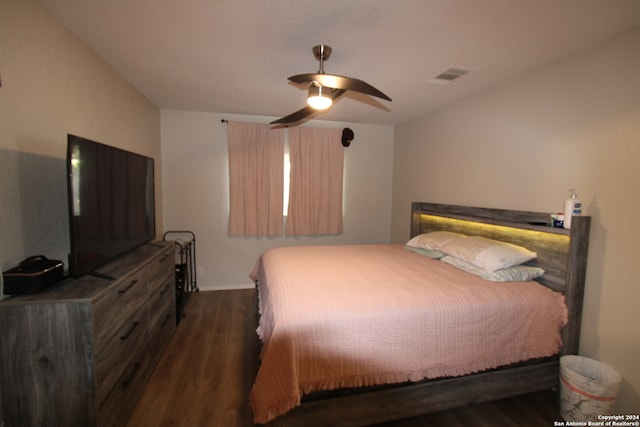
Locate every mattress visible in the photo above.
<box><xmin>249</xmin><ymin>244</ymin><xmax>568</xmax><ymax>424</ymax></box>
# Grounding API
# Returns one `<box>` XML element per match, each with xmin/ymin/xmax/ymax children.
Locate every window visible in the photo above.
<box><xmin>227</xmin><ymin>122</ymin><xmax>343</xmax><ymax>237</ymax></box>
<box><xmin>283</xmin><ymin>149</ymin><xmax>290</xmax><ymax>216</ymax></box>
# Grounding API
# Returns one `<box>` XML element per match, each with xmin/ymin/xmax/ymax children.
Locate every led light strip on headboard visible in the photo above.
<box><xmin>415</xmin><ymin>213</ymin><xmax>570</xmax><ymax>291</ymax></box>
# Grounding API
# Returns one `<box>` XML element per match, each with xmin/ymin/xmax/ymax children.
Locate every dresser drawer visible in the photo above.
<box><xmin>98</xmin><ymin>345</ymin><xmax>152</xmax><ymax>427</ymax></box>
<box><xmin>95</xmin><ymin>309</ymin><xmax>149</xmax><ymax>407</ymax></box>
<box><xmin>93</xmin><ymin>269</ymin><xmax>148</xmax><ymax>352</ymax></box>
<box><xmin>148</xmin><ymin>301</ymin><xmax>175</xmax><ymax>366</ymax></box>
<box><xmin>147</xmin><ymin>248</ymin><xmax>174</xmax><ymax>294</ymax></box>
<box><xmin>148</xmin><ymin>275</ymin><xmax>174</xmax><ymax>330</ymax></box>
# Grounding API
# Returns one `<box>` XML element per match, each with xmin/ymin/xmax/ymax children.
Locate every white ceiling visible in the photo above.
<box><xmin>37</xmin><ymin>0</ymin><xmax>640</xmax><ymax>126</ymax></box>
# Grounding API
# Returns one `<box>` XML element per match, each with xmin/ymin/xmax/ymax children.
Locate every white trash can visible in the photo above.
<box><xmin>559</xmin><ymin>355</ymin><xmax>622</xmax><ymax>421</ymax></box>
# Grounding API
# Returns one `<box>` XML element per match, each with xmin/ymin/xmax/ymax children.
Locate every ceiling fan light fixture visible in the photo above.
<box><xmin>307</xmin><ymin>84</ymin><xmax>332</xmax><ymax>110</ymax></box>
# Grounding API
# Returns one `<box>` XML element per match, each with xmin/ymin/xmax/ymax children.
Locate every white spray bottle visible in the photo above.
<box><xmin>563</xmin><ymin>189</ymin><xmax>582</xmax><ymax>229</ymax></box>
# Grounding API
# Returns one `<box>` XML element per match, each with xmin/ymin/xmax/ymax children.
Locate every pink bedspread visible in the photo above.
<box><xmin>249</xmin><ymin>244</ymin><xmax>568</xmax><ymax>424</ymax></box>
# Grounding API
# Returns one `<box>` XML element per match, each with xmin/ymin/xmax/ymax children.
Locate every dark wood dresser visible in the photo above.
<box><xmin>0</xmin><ymin>242</ymin><xmax>176</xmax><ymax>427</ymax></box>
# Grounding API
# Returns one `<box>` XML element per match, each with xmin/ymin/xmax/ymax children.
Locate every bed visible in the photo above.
<box><xmin>250</xmin><ymin>202</ymin><xmax>590</xmax><ymax>426</ymax></box>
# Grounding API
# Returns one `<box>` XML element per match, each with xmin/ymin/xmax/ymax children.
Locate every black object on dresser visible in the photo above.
<box><xmin>2</xmin><ymin>255</ymin><xmax>65</xmax><ymax>295</ymax></box>
<box><xmin>0</xmin><ymin>242</ymin><xmax>176</xmax><ymax>427</ymax></box>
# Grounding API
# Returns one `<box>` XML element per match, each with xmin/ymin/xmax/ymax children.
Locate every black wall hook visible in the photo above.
<box><xmin>342</xmin><ymin>128</ymin><xmax>354</xmax><ymax>147</ymax></box>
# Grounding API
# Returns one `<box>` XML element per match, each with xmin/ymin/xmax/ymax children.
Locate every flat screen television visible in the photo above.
<box><xmin>66</xmin><ymin>134</ymin><xmax>156</xmax><ymax>278</ymax></box>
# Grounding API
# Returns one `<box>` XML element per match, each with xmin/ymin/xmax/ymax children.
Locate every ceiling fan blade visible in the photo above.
<box><xmin>270</xmin><ymin>106</ymin><xmax>316</xmax><ymax>125</ymax></box>
<box><xmin>289</xmin><ymin>73</ymin><xmax>391</xmax><ymax>101</ymax></box>
<box><xmin>270</xmin><ymin>89</ymin><xmax>346</xmax><ymax>125</ymax></box>
<box><xmin>328</xmin><ymin>88</ymin><xmax>347</xmax><ymax>101</ymax></box>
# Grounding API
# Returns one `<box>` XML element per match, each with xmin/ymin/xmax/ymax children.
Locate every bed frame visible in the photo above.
<box><xmin>263</xmin><ymin>202</ymin><xmax>590</xmax><ymax>427</ymax></box>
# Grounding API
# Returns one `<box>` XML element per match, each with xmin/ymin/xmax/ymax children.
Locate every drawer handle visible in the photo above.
<box><xmin>158</xmin><ymin>255</ymin><xmax>169</xmax><ymax>263</ymax></box>
<box><xmin>122</xmin><ymin>362</ymin><xmax>141</xmax><ymax>388</ymax></box>
<box><xmin>120</xmin><ymin>321</ymin><xmax>139</xmax><ymax>341</ymax></box>
<box><xmin>118</xmin><ymin>279</ymin><xmax>139</xmax><ymax>295</ymax></box>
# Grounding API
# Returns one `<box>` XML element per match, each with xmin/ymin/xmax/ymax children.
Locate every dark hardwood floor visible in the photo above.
<box><xmin>127</xmin><ymin>289</ymin><xmax>564</xmax><ymax>427</ymax></box>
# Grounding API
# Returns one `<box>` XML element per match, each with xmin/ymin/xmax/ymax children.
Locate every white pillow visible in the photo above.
<box><xmin>404</xmin><ymin>245</ymin><xmax>446</xmax><ymax>259</ymax></box>
<box><xmin>406</xmin><ymin>231</ymin><xmax>466</xmax><ymax>252</ymax></box>
<box><xmin>441</xmin><ymin>255</ymin><xmax>545</xmax><ymax>282</ymax></box>
<box><xmin>441</xmin><ymin>235</ymin><xmax>537</xmax><ymax>273</ymax></box>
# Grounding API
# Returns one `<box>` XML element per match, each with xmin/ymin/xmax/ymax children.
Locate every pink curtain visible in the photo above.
<box><xmin>227</xmin><ymin>121</ymin><xmax>285</xmax><ymax>236</ymax></box>
<box><xmin>287</xmin><ymin>127</ymin><xmax>344</xmax><ymax>236</ymax></box>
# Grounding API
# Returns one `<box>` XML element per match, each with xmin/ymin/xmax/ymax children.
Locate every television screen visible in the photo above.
<box><xmin>67</xmin><ymin>134</ymin><xmax>155</xmax><ymax>278</ymax></box>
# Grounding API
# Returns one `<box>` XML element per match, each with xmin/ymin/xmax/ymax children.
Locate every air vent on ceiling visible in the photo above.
<box><xmin>428</xmin><ymin>67</ymin><xmax>470</xmax><ymax>85</ymax></box>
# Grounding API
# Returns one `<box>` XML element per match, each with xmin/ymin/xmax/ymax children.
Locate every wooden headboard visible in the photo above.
<box><xmin>410</xmin><ymin>202</ymin><xmax>590</xmax><ymax>355</ymax></box>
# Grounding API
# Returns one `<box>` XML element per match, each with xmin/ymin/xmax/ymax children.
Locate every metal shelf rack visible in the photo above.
<box><xmin>163</xmin><ymin>231</ymin><xmax>198</xmax><ymax>324</ymax></box>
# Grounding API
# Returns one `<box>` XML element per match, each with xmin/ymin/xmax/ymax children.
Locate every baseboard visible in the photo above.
<box><xmin>196</xmin><ymin>283</ymin><xmax>254</xmax><ymax>292</ymax></box>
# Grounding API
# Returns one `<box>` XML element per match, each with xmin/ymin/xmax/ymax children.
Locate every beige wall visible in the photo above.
<box><xmin>161</xmin><ymin>110</ymin><xmax>394</xmax><ymax>288</ymax></box>
<box><xmin>0</xmin><ymin>0</ymin><xmax>162</xmax><ymax>280</ymax></box>
<box><xmin>392</xmin><ymin>27</ymin><xmax>640</xmax><ymax>413</ymax></box>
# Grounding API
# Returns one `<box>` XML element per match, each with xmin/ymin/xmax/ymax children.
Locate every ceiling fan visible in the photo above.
<box><xmin>271</xmin><ymin>45</ymin><xmax>392</xmax><ymax>125</ymax></box>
